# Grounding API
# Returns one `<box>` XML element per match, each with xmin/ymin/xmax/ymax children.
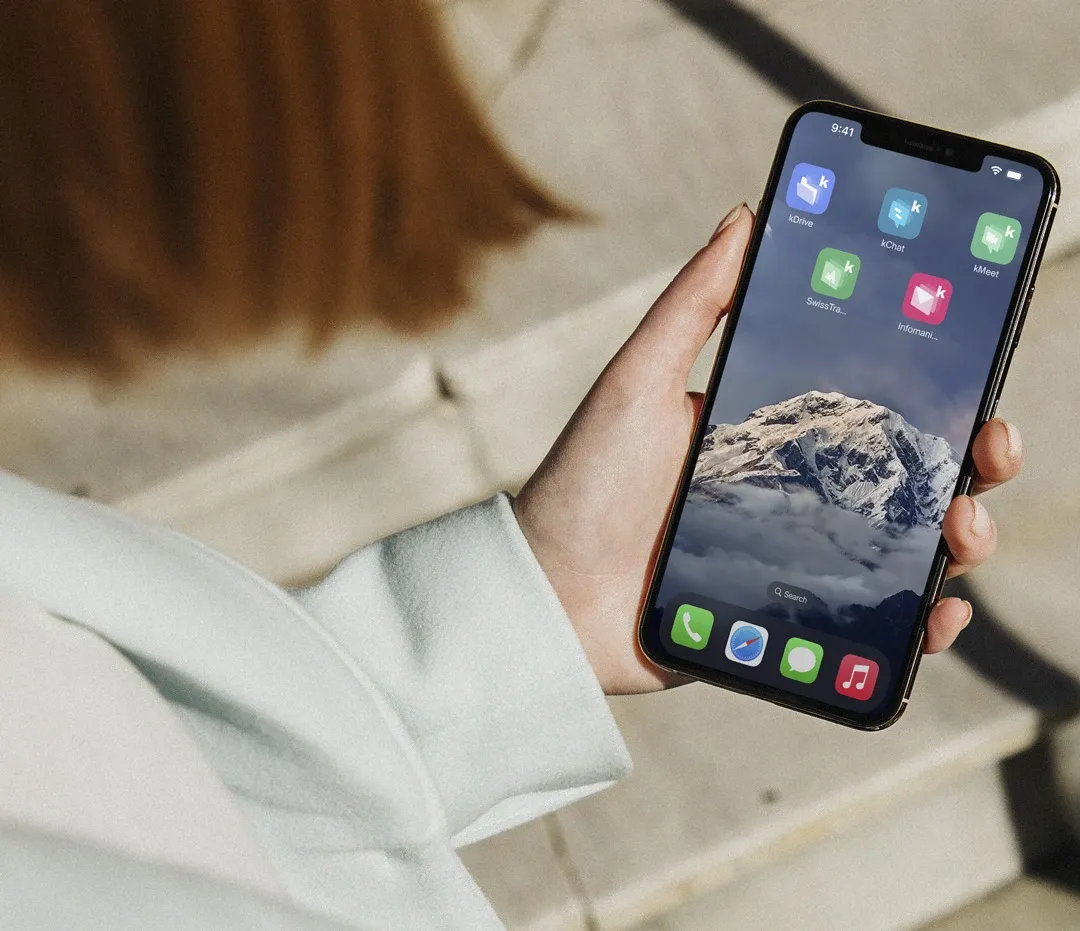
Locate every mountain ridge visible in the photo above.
<box><xmin>691</xmin><ymin>391</ymin><xmax>960</xmax><ymax>530</ymax></box>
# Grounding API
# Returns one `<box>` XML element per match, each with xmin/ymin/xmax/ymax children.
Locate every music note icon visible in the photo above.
<box><xmin>835</xmin><ymin>655</ymin><xmax>879</xmax><ymax>700</ymax></box>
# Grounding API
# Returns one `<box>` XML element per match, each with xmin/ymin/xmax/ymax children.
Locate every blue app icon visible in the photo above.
<box><xmin>878</xmin><ymin>187</ymin><xmax>928</xmax><ymax>239</ymax></box>
<box><xmin>785</xmin><ymin>163</ymin><xmax>835</xmax><ymax>214</ymax></box>
<box><xmin>724</xmin><ymin>621</ymin><xmax>769</xmax><ymax>667</ymax></box>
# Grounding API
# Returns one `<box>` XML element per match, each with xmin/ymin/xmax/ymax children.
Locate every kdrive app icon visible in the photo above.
<box><xmin>903</xmin><ymin>272</ymin><xmax>952</xmax><ymax>325</ymax></box>
<box><xmin>878</xmin><ymin>187</ymin><xmax>927</xmax><ymax>239</ymax></box>
<box><xmin>786</xmin><ymin>163</ymin><xmax>835</xmax><ymax>214</ymax></box>
<box><xmin>811</xmin><ymin>247</ymin><xmax>860</xmax><ymax>299</ymax></box>
<box><xmin>671</xmin><ymin>604</ymin><xmax>714</xmax><ymax>651</ymax></box>
<box><xmin>725</xmin><ymin>622</ymin><xmax>769</xmax><ymax>667</ymax></box>
<box><xmin>971</xmin><ymin>212</ymin><xmax>1022</xmax><ymax>264</ymax></box>
<box><xmin>780</xmin><ymin>638</ymin><xmax>824</xmax><ymax>684</ymax></box>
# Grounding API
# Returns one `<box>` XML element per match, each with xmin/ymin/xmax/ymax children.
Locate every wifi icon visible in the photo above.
<box><xmin>991</xmin><ymin>165</ymin><xmax>1003</xmax><ymax>175</ymax></box>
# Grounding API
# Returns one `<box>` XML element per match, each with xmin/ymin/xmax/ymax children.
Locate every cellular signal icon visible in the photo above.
<box><xmin>990</xmin><ymin>165</ymin><xmax>1003</xmax><ymax>175</ymax></box>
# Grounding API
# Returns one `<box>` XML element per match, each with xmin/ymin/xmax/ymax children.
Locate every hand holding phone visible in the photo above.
<box><xmin>514</xmin><ymin>117</ymin><xmax>1031</xmax><ymax>706</ymax></box>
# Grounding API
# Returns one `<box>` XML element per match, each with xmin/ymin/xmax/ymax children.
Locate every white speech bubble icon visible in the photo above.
<box><xmin>787</xmin><ymin>646</ymin><xmax>818</xmax><ymax>674</ymax></box>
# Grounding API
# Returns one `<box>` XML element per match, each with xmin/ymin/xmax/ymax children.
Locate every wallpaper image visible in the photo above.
<box><xmin>655</xmin><ymin>111</ymin><xmax>1042</xmax><ymax>660</ymax></box>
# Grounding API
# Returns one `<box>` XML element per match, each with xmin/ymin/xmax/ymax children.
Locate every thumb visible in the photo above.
<box><xmin>623</xmin><ymin>203</ymin><xmax>754</xmax><ymax>378</ymax></box>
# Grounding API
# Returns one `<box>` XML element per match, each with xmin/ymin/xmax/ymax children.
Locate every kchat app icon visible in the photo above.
<box><xmin>903</xmin><ymin>272</ymin><xmax>952</xmax><ymax>325</ymax></box>
<box><xmin>786</xmin><ymin>163</ymin><xmax>835</xmax><ymax>214</ymax></box>
<box><xmin>671</xmin><ymin>604</ymin><xmax>714</xmax><ymax>651</ymax></box>
<box><xmin>878</xmin><ymin>188</ymin><xmax>927</xmax><ymax>239</ymax></box>
<box><xmin>971</xmin><ymin>212</ymin><xmax>1022</xmax><ymax>264</ymax></box>
<box><xmin>811</xmin><ymin>247</ymin><xmax>861</xmax><ymax>299</ymax></box>
<box><xmin>725</xmin><ymin>622</ymin><xmax>769</xmax><ymax>667</ymax></box>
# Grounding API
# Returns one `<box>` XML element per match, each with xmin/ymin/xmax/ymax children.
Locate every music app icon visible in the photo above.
<box><xmin>835</xmin><ymin>654</ymin><xmax>879</xmax><ymax>701</ymax></box>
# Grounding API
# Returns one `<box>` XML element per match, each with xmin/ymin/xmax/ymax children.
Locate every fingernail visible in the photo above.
<box><xmin>1003</xmin><ymin>420</ymin><xmax>1022</xmax><ymax>461</ymax></box>
<box><xmin>961</xmin><ymin>600</ymin><xmax>974</xmax><ymax>629</ymax></box>
<box><xmin>970</xmin><ymin>498</ymin><xmax>992</xmax><ymax>538</ymax></box>
<box><xmin>710</xmin><ymin>203</ymin><xmax>747</xmax><ymax>242</ymax></box>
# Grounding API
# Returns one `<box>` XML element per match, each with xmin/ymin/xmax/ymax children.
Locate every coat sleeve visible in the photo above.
<box><xmin>293</xmin><ymin>494</ymin><xmax>632</xmax><ymax>847</ymax></box>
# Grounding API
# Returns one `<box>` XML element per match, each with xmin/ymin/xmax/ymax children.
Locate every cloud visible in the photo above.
<box><xmin>659</xmin><ymin>486</ymin><xmax>938</xmax><ymax>619</ymax></box>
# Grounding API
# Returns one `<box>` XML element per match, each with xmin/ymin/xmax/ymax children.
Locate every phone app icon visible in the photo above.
<box><xmin>811</xmin><ymin>248</ymin><xmax>861</xmax><ymax>299</ymax></box>
<box><xmin>671</xmin><ymin>604</ymin><xmax>714</xmax><ymax>650</ymax></box>
<box><xmin>780</xmin><ymin>638</ymin><xmax>824</xmax><ymax>684</ymax></box>
<box><xmin>835</xmin><ymin>654</ymin><xmax>880</xmax><ymax>700</ymax></box>
<box><xmin>878</xmin><ymin>187</ymin><xmax>927</xmax><ymax>239</ymax></box>
<box><xmin>725</xmin><ymin>621</ymin><xmax>769</xmax><ymax>667</ymax></box>
<box><xmin>786</xmin><ymin>163</ymin><xmax>835</xmax><ymax>214</ymax></box>
<box><xmin>971</xmin><ymin>212</ymin><xmax>1022</xmax><ymax>264</ymax></box>
<box><xmin>903</xmin><ymin>272</ymin><xmax>952</xmax><ymax>325</ymax></box>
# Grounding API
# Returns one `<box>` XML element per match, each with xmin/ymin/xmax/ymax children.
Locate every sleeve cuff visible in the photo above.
<box><xmin>295</xmin><ymin>494</ymin><xmax>632</xmax><ymax>846</ymax></box>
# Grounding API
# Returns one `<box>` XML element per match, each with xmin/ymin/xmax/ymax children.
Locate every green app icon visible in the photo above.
<box><xmin>781</xmin><ymin>637</ymin><xmax>824</xmax><ymax>683</ymax></box>
<box><xmin>971</xmin><ymin>212</ymin><xmax>1022</xmax><ymax>265</ymax></box>
<box><xmin>811</xmin><ymin>247</ymin><xmax>861</xmax><ymax>299</ymax></box>
<box><xmin>671</xmin><ymin>604</ymin><xmax>714</xmax><ymax>650</ymax></box>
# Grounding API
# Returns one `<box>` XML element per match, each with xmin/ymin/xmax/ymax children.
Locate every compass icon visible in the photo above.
<box><xmin>724</xmin><ymin>622</ymin><xmax>769</xmax><ymax>667</ymax></box>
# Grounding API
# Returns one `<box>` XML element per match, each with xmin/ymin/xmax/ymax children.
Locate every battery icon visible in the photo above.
<box><xmin>1006</xmin><ymin>169</ymin><xmax>1023</xmax><ymax>180</ymax></box>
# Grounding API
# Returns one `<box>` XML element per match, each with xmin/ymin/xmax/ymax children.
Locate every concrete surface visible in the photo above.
<box><xmin>920</xmin><ymin>854</ymin><xmax>1080</xmax><ymax>931</ymax></box>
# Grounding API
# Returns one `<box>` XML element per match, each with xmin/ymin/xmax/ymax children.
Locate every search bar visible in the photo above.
<box><xmin>767</xmin><ymin>582</ymin><xmax>826</xmax><ymax>611</ymax></box>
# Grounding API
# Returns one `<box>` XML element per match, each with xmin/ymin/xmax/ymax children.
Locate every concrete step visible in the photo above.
<box><xmin>919</xmin><ymin>853</ymin><xmax>1080</xmax><ymax>931</ymax></box>
<box><xmin>461</xmin><ymin>653</ymin><xmax>1059</xmax><ymax>931</ymax></box>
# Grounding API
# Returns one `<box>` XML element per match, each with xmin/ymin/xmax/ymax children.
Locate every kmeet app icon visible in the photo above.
<box><xmin>786</xmin><ymin>163</ymin><xmax>835</xmax><ymax>214</ymax></box>
<box><xmin>878</xmin><ymin>188</ymin><xmax>927</xmax><ymax>239</ymax></box>
<box><xmin>903</xmin><ymin>273</ymin><xmax>952</xmax><ymax>325</ymax></box>
<box><xmin>971</xmin><ymin>212</ymin><xmax>1022</xmax><ymax>264</ymax></box>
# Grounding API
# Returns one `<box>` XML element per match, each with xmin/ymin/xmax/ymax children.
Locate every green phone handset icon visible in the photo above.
<box><xmin>671</xmin><ymin>604</ymin><xmax>714</xmax><ymax>650</ymax></box>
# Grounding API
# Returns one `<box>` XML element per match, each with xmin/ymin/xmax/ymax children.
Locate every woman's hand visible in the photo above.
<box><xmin>514</xmin><ymin>204</ymin><xmax>1024</xmax><ymax>695</ymax></box>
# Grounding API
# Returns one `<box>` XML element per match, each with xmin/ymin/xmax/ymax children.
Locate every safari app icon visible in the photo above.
<box><xmin>786</xmin><ymin>163</ymin><xmax>835</xmax><ymax>214</ymax></box>
<box><xmin>903</xmin><ymin>272</ymin><xmax>952</xmax><ymax>325</ymax></box>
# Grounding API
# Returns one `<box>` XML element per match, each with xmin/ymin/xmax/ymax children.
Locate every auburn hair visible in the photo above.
<box><xmin>0</xmin><ymin>1</ymin><xmax>570</xmax><ymax>376</ymax></box>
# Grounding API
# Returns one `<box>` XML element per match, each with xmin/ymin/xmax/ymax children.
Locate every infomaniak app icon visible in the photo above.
<box><xmin>878</xmin><ymin>188</ymin><xmax>927</xmax><ymax>239</ymax></box>
<box><xmin>786</xmin><ymin>163</ymin><xmax>835</xmax><ymax>214</ymax></box>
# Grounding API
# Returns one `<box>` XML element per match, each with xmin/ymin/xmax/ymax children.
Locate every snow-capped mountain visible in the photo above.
<box><xmin>691</xmin><ymin>391</ymin><xmax>960</xmax><ymax>530</ymax></box>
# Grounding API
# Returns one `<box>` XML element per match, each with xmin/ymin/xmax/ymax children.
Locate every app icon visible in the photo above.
<box><xmin>725</xmin><ymin>621</ymin><xmax>769</xmax><ymax>667</ymax></box>
<box><xmin>780</xmin><ymin>637</ymin><xmax>824</xmax><ymax>684</ymax></box>
<box><xmin>971</xmin><ymin>212</ymin><xmax>1022</xmax><ymax>264</ymax></box>
<box><xmin>671</xmin><ymin>604</ymin><xmax>714</xmax><ymax>651</ymax></box>
<box><xmin>835</xmin><ymin>654</ymin><xmax>880</xmax><ymax>700</ymax></box>
<box><xmin>902</xmin><ymin>272</ymin><xmax>952</xmax><ymax>325</ymax></box>
<box><xmin>877</xmin><ymin>187</ymin><xmax>928</xmax><ymax>239</ymax></box>
<box><xmin>811</xmin><ymin>247</ymin><xmax>861</xmax><ymax>299</ymax></box>
<box><xmin>785</xmin><ymin>163</ymin><xmax>835</xmax><ymax>214</ymax></box>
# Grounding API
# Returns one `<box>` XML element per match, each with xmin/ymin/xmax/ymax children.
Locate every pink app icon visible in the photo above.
<box><xmin>903</xmin><ymin>273</ymin><xmax>952</xmax><ymax>325</ymax></box>
<box><xmin>835</xmin><ymin>654</ymin><xmax>880</xmax><ymax>701</ymax></box>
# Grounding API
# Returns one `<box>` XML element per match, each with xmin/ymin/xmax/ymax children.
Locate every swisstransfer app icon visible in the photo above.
<box><xmin>786</xmin><ymin>163</ymin><xmax>835</xmax><ymax>214</ymax></box>
<box><xmin>878</xmin><ymin>188</ymin><xmax>927</xmax><ymax>239</ymax></box>
<box><xmin>811</xmin><ymin>247</ymin><xmax>861</xmax><ymax>299</ymax></box>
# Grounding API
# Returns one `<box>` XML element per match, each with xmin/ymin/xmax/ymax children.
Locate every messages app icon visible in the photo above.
<box><xmin>878</xmin><ymin>188</ymin><xmax>927</xmax><ymax>239</ymax></box>
<box><xmin>786</xmin><ymin>163</ymin><xmax>835</xmax><ymax>214</ymax></box>
<box><xmin>811</xmin><ymin>247</ymin><xmax>860</xmax><ymax>299</ymax></box>
<box><xmin>781</xmin><ymin>637</ymin><xmax>824</xmax><ymax>684</ymax></box>
<box><xmin>971</xmin><ymin>212</ymin><xmax>1022</xmax><ymax>264</ymax></box>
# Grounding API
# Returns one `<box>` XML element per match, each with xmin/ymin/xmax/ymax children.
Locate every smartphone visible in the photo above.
<box><xmin>638</xmin><ymin>101</ymin><xmax>1058</xmax><ymax>730</ymax></box>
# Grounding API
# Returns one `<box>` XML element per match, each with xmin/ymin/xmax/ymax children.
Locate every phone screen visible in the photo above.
<box><xmin>646</xmin><ymin>108</ymin><xmax>1049</xmax><ymax>724</ymax></box>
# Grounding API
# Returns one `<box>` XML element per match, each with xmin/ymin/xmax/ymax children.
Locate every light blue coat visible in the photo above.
<box><xmin>0</xmin><ymin>471</ymin><xmax>631</xmax><ymax>929</ymax></box>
